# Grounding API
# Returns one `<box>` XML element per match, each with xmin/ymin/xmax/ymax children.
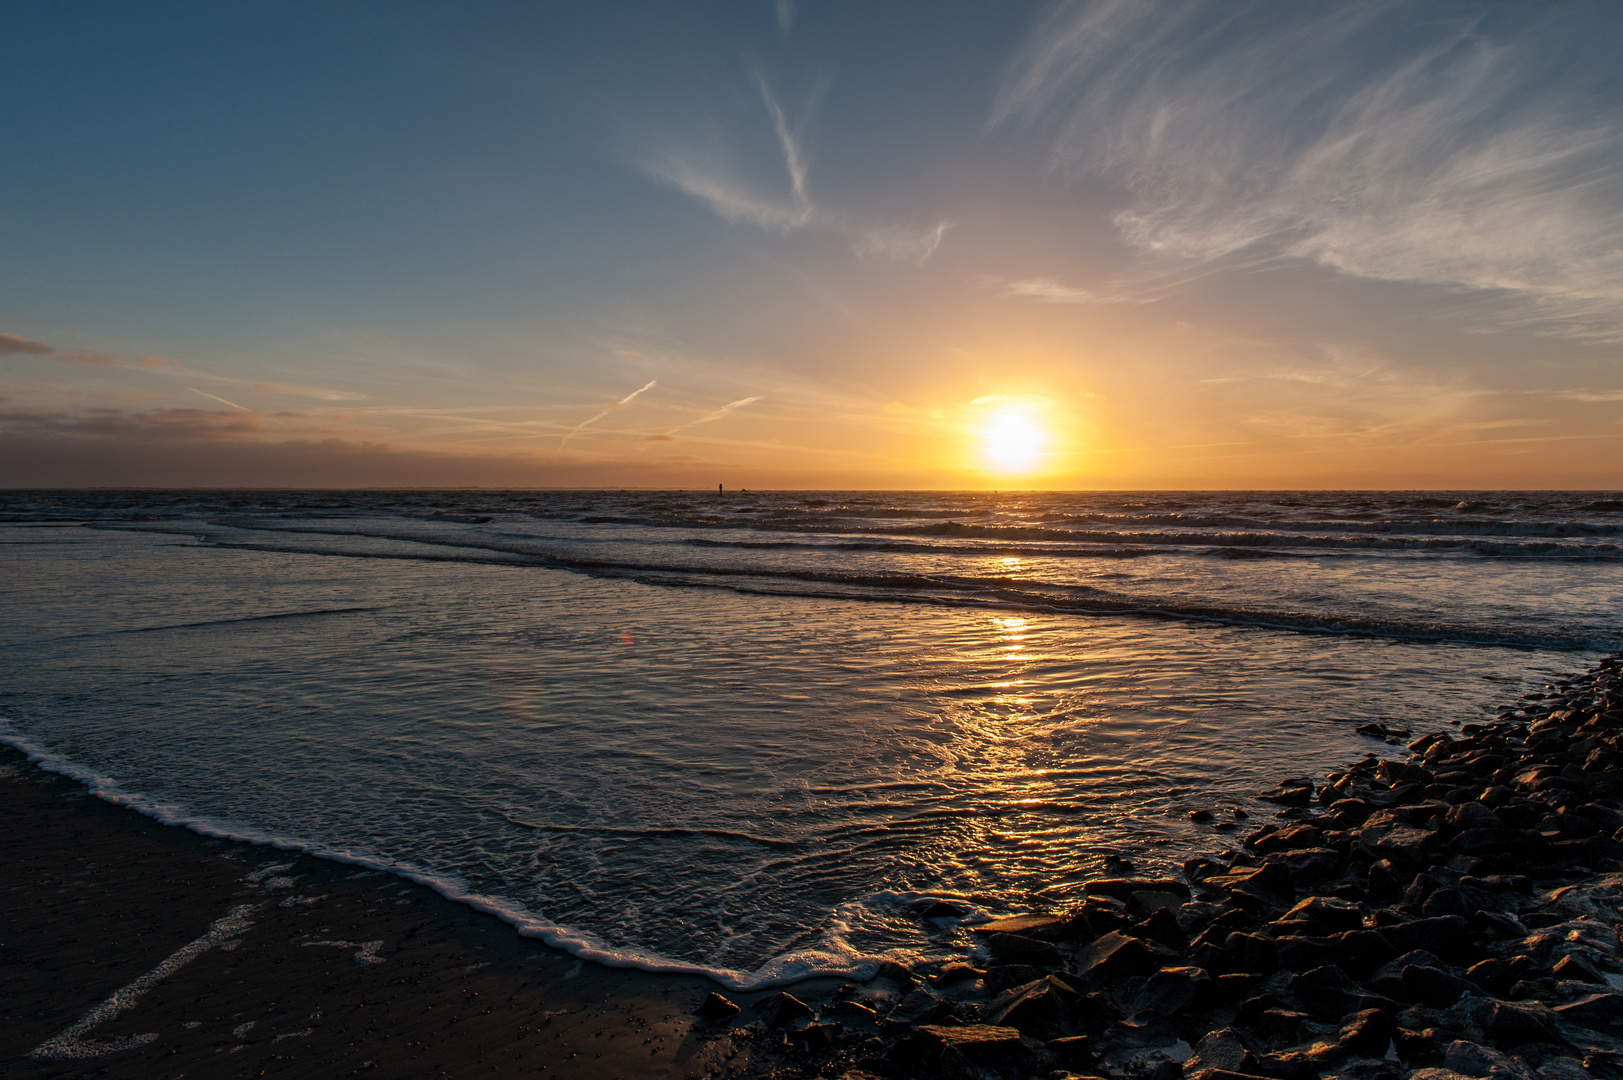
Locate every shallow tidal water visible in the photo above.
<box><xmin>0</xmin><ymin>490</ymin><xmax>1617</xmax><ymax>987</ymax></box>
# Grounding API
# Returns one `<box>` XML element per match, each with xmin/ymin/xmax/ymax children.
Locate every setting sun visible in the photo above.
<box><xmin>980</xmin><ymin>408</ymin><xmax>1045</xmax><ymax>472</ymax></box>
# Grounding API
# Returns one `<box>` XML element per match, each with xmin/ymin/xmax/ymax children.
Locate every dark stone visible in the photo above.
<box><xmin>988</xmin><ymin>978</ymin><xmax>1073</xmax><ymax>1038</ymax></box>
<box><xmin>696</xmin><ymin>992</ymin><xmax>741</xmax><ymax>1022</ymax></box>
<box><xmin>1133</xmin><ymin>906</ymin><xmax>1189</xmax><ymax>950</ymax></box>
<box><xmin>886</xmin><ymin>988</ymin><xmax>949</xmax><ymax>1026</ymax></box>
<box><xmin>1191</xmin><ymin>809</ymin><xmax>1215</xmax><ymax>822</ymax></box>
<box><xmin>1252</xmin><ymin>824</ymin><xmax>1324</xmax><ymax>853</ymax></box>
<box><xmin>757</xmin><ymin>991</ymin><xmax>815</xmax><ymax>1028</ymax></box>
<box><xmin>1082</xmin><ymin>877</ymin><xmax>1189</xmax><ymax>899</ymax></box>
<box><xmin>1276</xmin><ymin>895</ymin><xmax>1366</xmax><ymax>935</ymax></box>
<box><xmin>1420</xmin><ymin>888</ymin><xmax>1472</xmax><ymax>918</ymax></box>
<box><xmin>1253</xmin><ymin>1008</ymin><xmax>1313</xmax><ymax>1042</ymax></box>
<box><xmin>920</xmin><ymin>900</ymin><xmax>970</xmax><ymax>919</ymax></box>
<box><xmin>1556</xmin><ymin>992</ymin><xmax>1623</xmax><ymax>1027</ymax></box>
<box><xmin>825</xmin><ymin>999</ymin><xmax>879</xmax><ymax>1023</ymax></box>
<box><xmin>1480</xmin><ymin>999</ymin><xmax>1560</xmax><ymax>1045</ymax></box>
<box><xmin>1334</xmin><ymin>929</ymin><xmax>1398</xmax><ymax>978</ymax></box>
<box><xmin>971</xmin><ymin>914</ymin><xmax>1063</xmax><ymax>939</ymax></box>
<box><xmin>1381</xmin><ymin>915</ymin><xmax>1470</xmax><ymax>959</ymax></box>
<box><xmin>1401</xmin><ymin>965</ymin><xmax>1472</xmax><ymax>1008</ymax></box>
<box><xmin>1076</xmin><ymin>931</ymin><xmax>1163</xmax><ymax>979</ymax></box>
<box><xmin>1276</xmin><ymin>935</ymin><xmax>1340</xmax><ymax>970</ymax></box>
<box><xmin>986</xmin><ymin>931</ymin><xmax>1061</xmax><ymax>966</ymax></box>
<box><xmin>914</xmin><ymin>1023</ymin><xmax>1030</xmax><ymax>1067</ymax></box>
<box><xmin>1338</xmin><ymin>1008</ymin><xmax>1394</xmax><ymax>1057</ymax></box>
<box><xmin>1183</xmin><ymin>1028</ymin><xmax>1261</xmax><ymax>1078</ymax></box>
<box><xmin>983</xmin><ymin>964</ymin><xmax>1044</xmax><ymax>994</ymax></box>
<box><xmin>1234</xmin><ymin>993</ymin><xmax>1286</xmax><ymax>1027</ymax></box>
<box><xmin>1444</xmin><ymin>801</ymin><xmax>1503</xmax><ymax>831</ymax></box>
<box><xmin>1466</xmin><ymin>957</ymin><xmax>1515</xmax><ymax>995</ymax></box>
<box><xmin>1281</xmin><ymin>847</ymin><xmax>1345</xmax><ymax>883</ymax></box>
<box><xmin>1045</xmin><ymin>1034</ymin><xmax>1092</xmax><ymax>1069</ymax></box>
<box><xmin>1125</xmin><ymin>965</ymin><xmax>1210</xmax><ymax>1018</ymax></box>
<box><xmin>1552</xmin><ymin>953</ymin><xmax>1607</xmax><ymax>984</ymax></box>
<box><xmin>1290</xmin><ymin>964</ymin><xmax>1393</xmax><ymax>1020</ymax></box>
<box><xmin>1224</xmin><ymin>931</ymin><xmax>1279</xmax><ymax>974</ymax></box>
<box><xmin>1390</xmin><ymin>1026</ymin><xmax>1447</xmax><ymax>1065</ymax></box>
<box><xmin>1368</xmin><ymin>950</ymin><xmax>1445</xmax><ymax>997</ymax></box>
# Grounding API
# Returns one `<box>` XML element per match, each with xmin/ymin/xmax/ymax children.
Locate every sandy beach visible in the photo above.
<box><xmin>0</xmin><ymin>744</ymin><xmax>823</xmax><ymax>1080</ymax></box>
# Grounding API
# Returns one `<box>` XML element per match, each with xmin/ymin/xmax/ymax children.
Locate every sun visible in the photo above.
<box><xmin>980</xmin><ymin>407</ymin><xmax>1045</xmax><ymax>472</ymax></box>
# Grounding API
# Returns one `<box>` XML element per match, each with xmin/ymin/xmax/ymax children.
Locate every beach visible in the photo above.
<box><xmin>0</xmin><ymin>743</ymin><xmax>807</xmax><ymax>1079</ymax></box>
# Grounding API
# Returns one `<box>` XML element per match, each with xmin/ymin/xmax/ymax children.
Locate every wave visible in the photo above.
<box><xmin>187</xmin><ymin>527</ymin><xmax>1618</xmax><ymax>652</ymax></box>
<box><xmin>0</xmin><ymin>720</ymin><xmax>919</xmax><ymax>992</ymax></box>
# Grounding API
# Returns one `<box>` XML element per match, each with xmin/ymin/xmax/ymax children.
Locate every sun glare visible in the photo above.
<box><xmin>980</xmin><ymin>408</ymin><xmax>1045</xmax><ymax>472</ymax></box>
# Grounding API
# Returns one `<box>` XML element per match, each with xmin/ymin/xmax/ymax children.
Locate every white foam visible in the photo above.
<box><xmin>0</xmin><ymin>719</ymin><xmax>919</xmax><ymax>992</ymax></box>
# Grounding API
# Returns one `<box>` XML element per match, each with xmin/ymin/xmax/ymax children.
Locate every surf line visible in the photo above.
<box><xmin>29</xmin><ymin>903</ymin><xmax>259</xmax><ymax>1061</ymax></box>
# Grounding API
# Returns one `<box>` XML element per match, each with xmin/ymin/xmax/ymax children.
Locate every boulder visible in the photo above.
<box><xmin>1555</xmin><ymin>992</ymin><xmax>1623</xmax><ymax>1027</ymax></box>
<box><xmin>914</xmin><ymin>1023</ymin><xmax>1031</xmax><ymax>1067</ymax></box>
<box><xmin>696</xmin><ymin>992</ymin><xmax>740</xmax><ymax>1023</ymax></box>
<box><xmin>1401</xmin><ymin>965</ymin><xmax>1474</xmax><ymax>1008</ymax></box>
<box><xmin>1290</xmin><ymin>965</ymin><xmax>1394</xmax><ymax>1020</ymax></box>
<box><xmin>971</xmin><ymin>914</ymin><xmax>1063</xmax><ymax>939</ymax></box>
<box><xmin>986</xmin><ymin>931</ymin><xmax>1061</xmax><ymax>966</ymax></box>
<box><xmin>1125</xmin><ymin>966</ymin><xmax>1210</xmax><ymax>1018</ymax></box>
<box><xmin>757</xmin><ymin>991</ymin><xmax>815</xmax><ymax>1029</ymax></box>
<box><xmin>1183</xmin><ymin>1028</ymin><xmax>1261</xmax><ymax>1078</ymax></box>
<box><xmin>1337</xmin><ymin>1008</ymin><xmax>1394</xmax><ymax>1057</ymax></box>
<box><xmin>1076</xmin><ymin>931</ymin><xmax>1163</xmax><ymax>979</ymax></box>
<box><xmin>1478</xmin><ymin>999</ymin><xmax>1558</xmax><ymax>1046</ymax></box>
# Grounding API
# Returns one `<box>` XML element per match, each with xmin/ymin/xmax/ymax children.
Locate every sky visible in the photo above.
<box><xmin>3</xmin><ymin>0</ymin><xmax>1622</xmax><ymax>490</ymax></box>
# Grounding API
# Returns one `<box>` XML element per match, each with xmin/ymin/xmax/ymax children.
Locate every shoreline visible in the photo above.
<box><xmin>0</xmin><ymin>743</ymin><xmax>862</xmax><ymax>1079</ymax></box>
<box><xmin>7</xmin><ymin>655</ymin><xmax>1623</xmax><ymax>1080</ymax></box>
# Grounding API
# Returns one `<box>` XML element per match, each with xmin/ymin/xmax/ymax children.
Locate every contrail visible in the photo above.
<box><xmin>560</xmin><ymin>380</ymin><xmax>657</xmax><ymax>445</ymax></box>
<box><xmin>191</xmin><ymin>388</ymin><xmax>248</xmax><ymax>410</ymax></box>
<box><xmin>664</xmin><ymin>396</ymin><xmax>762</xmax><ymax>436</ymax></box>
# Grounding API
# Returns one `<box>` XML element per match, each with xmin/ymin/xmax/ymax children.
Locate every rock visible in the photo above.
<box><xmin>1126</xmin><ymin>966</ymin><xmax>1210</xmax><ymax>1018</ymax></box>
<box><xmin>1134</xmin><ymin>907</ymin><xmax>1189</xmax><ymax>949</ymax></box>
<box><xmin>970</xmin><ymin>914</ymin><xmax>1063</xmax><ymax>939</ymax></box>
<box><xmin>988</xmin><ymin>975</ymin><xmax>1080</xmax><ymax>1038</ymax></box>
<box><xmin>1224</xmin><ymin>931</ymin><xmax>1279</xmax><ymax>974</ymax></box>
<box><xmin>1446</xmin><ymin>802</ymin><xmax>1504</xmax><ymax>831</ymax></box>
<box><xmin>1422</xmin><ymin>888</ymin><xmax>1474</xmax><ymax>919</ymax></box>
<box><xmin>986</xmin><ymin>931</ymin><xmax>1061</xmax><ymax>966</ymax></box>
<box><xmin>1334</xmin><ymin>928</ymin><xmax>1398</xmax><ymax>978</ymax></box>
<box><xmin>1479</xmin><ymin>999</ymin><xmax>1560</xmax><ymax>1046</ymax></box>
<box><xmin>1191</xmin><ymin>809</ymin><xmax>1215</xmax><ymax>822</ymax></box>
<box><xmin>931</xmin><ymin>962</ymin><xmax>985</xmax><ymax>985</ymax></box>
<box><xmin>786</xmin><ymin>1021</ymin><xmax>842</xmax><ymax>1049</ymax></box>
<box><xmin>887</xmin><ymin>987</ymin><xmax>950</xmax><ymax>1026</ymax></box>
<box><xmin>1402</xmin><ymin>965</ymin><xmax>1474</xmax><ymax>1008</ymax></box>
<box><xmin>1550</xmin><ymin>953</ymin><xmax>1606</xmax><ymax>984</ymax></box>
<box><xmin>1555</xmin><ymin>991</ymin><xmax>1623</xmax><ymax>1027</ymax></box>
<box><xmin>920</xmin><ymin>900</ymin><xmax>970</xmax><ymax>919</ymax></box>
<box><xmin>1183</xmin><ymin>1028</ymin><xmax>1261</xmax><ymax>1078</ymax></box>
<box><xmin>1290</xmin><ymin>964</ymin><xmax>1393</xmax><ymax>1020</ymax></box>
<box><xmin>825</xmin><ymin>999</ymin><xmax>878</xmax><ymax>1023</ymax></box>
<box><xmin>1129</xmin><ymin>890</ymin><xmax>1188</xmax><ymax>919</ymax></box>
<box><xmin>1337</xmin><ymin>1008</ymin><xmax>1394</xmax><ymax>1056</ymax></box>
<box><xmin>1276</xmin><ymin>895</ymin><xmax>1367</xmax><ymax>935</ymax></box>
<box><xmin>1076</xmin><ymin>931</ymin><xmax>1163</xmax><ymax>979</ymax></box>
<box><xmin>1082</xmin><ymin>877</ymin><xmax>1190</xmax><ymax>899</ymax></box>
<box><xmin>1382</xmin><ymin>915</ymin><xmax>1471</xmax><ymax>959</ymax></box>
<box><xmin>1443</xmin><ymin>1039</ymin><xmax>1537</xmax><ymax>1080</ymax></box>
<box><xmin>1276</xmin><ymin>935</ymin><xmax>1340</xmax><ymax>970</ymax></box>
<box><xmin>1252</xmin><ymin>824</ymin><xmax>1324</xmax><ymax>853</ymax></box>
<box><xmin>757</xmin><ymin>991</ymin><xmax>816</xmax><ymax>1029</ymax></box>
<box><xmin>696</xmin><ymin>992</ymin><xmax>741</xmax><ymax>1022</ymax></box>
<box><xmin>1281</xmin><ymin>847</ymin><xmax>1345</xmax><ymax>882</ymax></box>
<box><xmin>1045</xmin><ymin>1034</ymin><xmax>1092</xmax><ymax>1069</ymax></box>
<box><xmin>1467</xmin><ymin>958</ymin><xmax>1517</xmax><ymax>994</ymax></box>
<box><xmin>984</xmin><ymin>964</ymin><xmax>1045</xmax><ymax>993</ymax></box>
<box><xmin>1370</xmin><ymin>950</ymin><xmax>1446</xmax><ymax>996</ymax></box>
<box><xmin>914</xmin><ymin>1023</ymin><xmax>1031</xmax><ymax>1067</ymax></box>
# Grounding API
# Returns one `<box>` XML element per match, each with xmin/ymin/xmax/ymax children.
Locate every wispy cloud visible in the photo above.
<box><xmin>559</xmin><ymin>379</ymin><xmax>658</xmax><ymax>445</ymax></box>
<box><xmin>662</xmin><ymin>395</ymin><xmax>763</xmax><ymax>436</ymax></box>
<box><xmin>775</xmin><ymin>0</ymin><xmax>795</xmax><ymax>35</ymax></box>
<box><xmin>996</xmin><ymin>0</ymin><xmax>1623</xmax><ymax>339</ymax></box>
<box><xmin>642</xmin><ymin>78</ymin><xmax>949</xmax><ymax>262</ymax></box>
<box><xmin>0</xmin><ymin>333</ymin><xmax>53</xmax><ymax>357</ymax></box>
<box><xmin>191</xmin><ymin>388</ymin><xmax>248</xmax><ymax>410</ymax></box>
<box><xmin>1001</xmin><ymin>278</ymin><xmax>1132</xmax><ymax>305</ymax></box>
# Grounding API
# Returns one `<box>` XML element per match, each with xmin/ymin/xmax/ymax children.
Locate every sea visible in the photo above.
<box><xmin>1</xmin><ymin>489</ymin><xmax>1619</xmax><ymax>989</ymax></box>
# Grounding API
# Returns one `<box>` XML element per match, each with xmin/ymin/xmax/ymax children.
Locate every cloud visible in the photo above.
<box><xmin>1002</xmin><ymin>278</ymin><xmax>1128</xmax><ymax>304</ymax></box>
<box><xmin>0</xmin><ymin>406</ymin><xmax>265</xmax><ymax>441</ymax></box>
<box><xmin>0</xmin><ymin>332</ymin><xmax>53</xmax><ymax>356</ymax></box>
<box><xmin>642</xmin><ymin>78</ymin><xmax>949</xmax><ymax>261</ymax></box>
<box><xmin>775</xmin><ymin>0</ymin><xmax>794</xmax><ymax>35</ymax></box>
<box><xmin>559</xmin><ymin>379</ymin><xmax>658</xmax><ymax>445</ymax></box>
<box><xmin>191</xmin><ymin>388</ymin><xmax>248</xmax><ymax>410</ymax></box>
<box><xmin>663</xmin><ymin>395</ymin><xmax>763</xmax><ymax>436</ymax></box>
<box><xmin>54</xmin><ymin>347</ymin><xmax>119</xmax><ymax>367</ymax></box>
<box><xmin>996</xmin><ymin>0</ymin><xmax>1623</xmax><ymax>339</ymax></box>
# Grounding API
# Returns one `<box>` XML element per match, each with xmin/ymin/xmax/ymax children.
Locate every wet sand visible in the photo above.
<box><xmin>0</xmin><ymin>745</ymin><xmax>823</xmax><ymax>1080</ymax></box>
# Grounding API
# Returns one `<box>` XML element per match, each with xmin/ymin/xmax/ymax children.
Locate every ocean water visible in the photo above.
<box><xmin>1</xmin><ymin>489</ymin><xmax>1619</xmax><ymax>988</ymax></box>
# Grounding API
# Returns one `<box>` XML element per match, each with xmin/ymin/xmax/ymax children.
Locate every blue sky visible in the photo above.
<box><xmin>3</xmin><ymin>1</ymin><xmax>1621</xmax><ymax>487</ymax></box>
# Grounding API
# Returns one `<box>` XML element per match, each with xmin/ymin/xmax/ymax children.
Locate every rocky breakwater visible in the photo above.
<box><xmin>696</xmin><ymin>656</ymin><xmax>1623</xmax><ymax>1080</ymax></box>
